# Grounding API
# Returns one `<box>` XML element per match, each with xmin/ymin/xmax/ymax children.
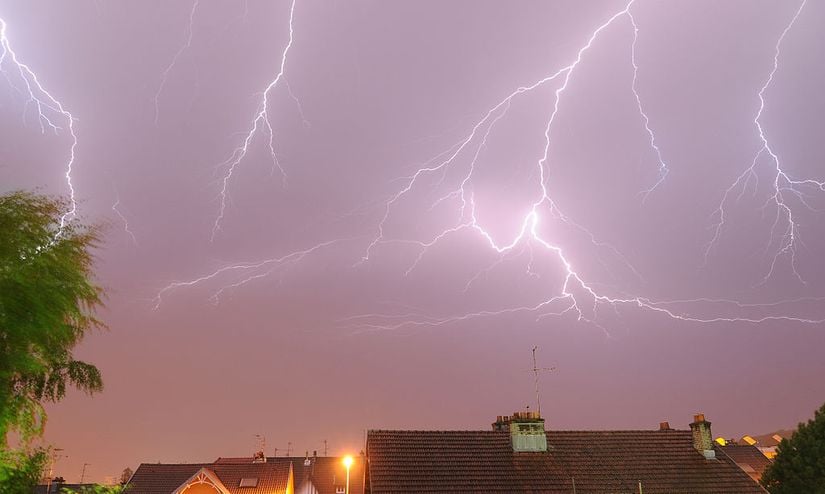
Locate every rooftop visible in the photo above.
<box><xmin>365</xmin><ymin>429</ymin><xmax>766</xmax><ymax>493</ymax></box>
<box><xmin>127</xmin><ymin>455</ymin><xmax>364</xmax><ymax>494</ymax></box>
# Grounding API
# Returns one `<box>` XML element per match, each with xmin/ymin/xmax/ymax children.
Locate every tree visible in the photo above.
<box><xmin>119</xmin><ymin>467</ymin><xmax>133</xmax><ymax>485</ymax></box>
<box><xmin>761</xmin><ymin>401</ymin><xmax>825</xmax><ymax>493</ymax></box>
<box><xmin>0</xmin><ymin>448</ymin><xmax>47</xmax><ymax>493</ymax></box>
<box><xmin>62</xmin><ymin>485</ymin><xmax>124</xmax><ymax>494</ymax></box>
<box><xmin>0</xmin><ymin>191</ymin><xmax>105</xmax><ymax>488</ymax></box>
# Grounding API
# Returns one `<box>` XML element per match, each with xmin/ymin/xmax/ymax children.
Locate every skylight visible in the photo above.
<box><xmin>239</xmin><ymin>478</ymin><xmax>258</xmax><ymax>488</ymax></box>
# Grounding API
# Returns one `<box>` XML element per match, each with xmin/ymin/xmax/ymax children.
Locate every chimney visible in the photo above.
<box><xmin>51</xmin><ymin>477</ymin><xmax>65</xmax><ymax>494</ymax></box>
<box><xmin>502</xmin><ymin>411</ymin><xmax>547</xmax><ymax>452</ymax></box>
<box><xmin>659</xmin><ymin>421</ymin><xmax>671</xmax><ymax>431</ymax></box>
<box><xmin>492</xmin><ymin>415</ymin><xmax>511</xmax><ymax>432</ymax></box>
<box><xmin>690</xmin><ymin>413</ymin><xmax>715</xmax><ymax>459</ymax></box>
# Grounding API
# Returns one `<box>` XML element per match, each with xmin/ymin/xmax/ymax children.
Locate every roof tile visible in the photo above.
<box><xmin>365</xmin><ymin>429</ymin><xmax>767</xmax><ymax>493</ymax></box>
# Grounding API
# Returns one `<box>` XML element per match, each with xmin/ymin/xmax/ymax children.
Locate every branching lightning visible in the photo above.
<box><xmin>154</xmin><ymin>0</ymin><xmax>200</xmax><ymax>126</ymax></box>
<box><xmin>1</xmin><ymin>17</ymin><xmax>78</xmax><ymax>228</ymax></box>
<box><xmin>152</xmin><ymin>1</ymin><xmax>824</xmax><ymax>332</ymax></box>
<box><xmin>285</xmin><ymin>78</ymin><xmax>311</xmax><ymax>129</ymax></box>
<box><xmin>628</xmin><ymin>10</ymin><xmax>669</xmax><ymax>201</ymax></box>
<box><xmin>153</xmin><ymin>238</ymin><xmax>343</xmax><ymax>309</ymax></box>
<box><xmin>211</xmin><ymin>0</ymin><xmax>298</xmax><ymax>241</ymax></box>
<box><xmin>705</xmin><ymin>0</ymin><xmax>824</xmax><ymax>287</ymax></box>
<box><xmin>344</xmin><ymin>0</ymin><xmax>825</xmax><ymax>332</ymax></box>
<box><xmin>111</xmin><ymin>188</ymin><xmax>138</xmax><ymax>245</ymax></box>
<box><xmin>149</xmin><ymin>0</ymin><xmax>332</xmax><ymax>311</ymax></box>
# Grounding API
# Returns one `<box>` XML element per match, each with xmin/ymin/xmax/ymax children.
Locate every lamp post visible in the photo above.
<box><xmin>343</xmin><ymin>455</ymin><xmax>354</xmax><ymax>494</ymax></box>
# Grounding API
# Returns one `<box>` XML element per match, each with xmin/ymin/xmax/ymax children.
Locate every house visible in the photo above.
<box><xmin>717</xmin><ymin>442</ymin><xmax>773</xmax><ymax>483</ymax></box>
<box><xmin>364</xmin><ymin>411</ymin><xmax>767</xmax><ymax>493</ymax></box>
<box><xmin>288</xmin><ymin>454</ymin><xmax>364</xmax><ymax>494</ymax></box>
<box><xmin>742</xmin><ymin>430</ymin><xmax>793</xmax><ymax>459</ymax></box>
<box><xmin>127</xmin><ymin>452</ymin><xmax>364</xmax><ymax>494</ymax></box>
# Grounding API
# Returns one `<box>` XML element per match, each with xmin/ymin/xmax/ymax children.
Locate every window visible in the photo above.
<box><xmin>336</xmin><ymin>487</ymin><xmax>345</xmax><ymax>493</ymax></box>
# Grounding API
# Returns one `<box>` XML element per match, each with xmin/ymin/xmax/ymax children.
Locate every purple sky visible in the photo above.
<box><xmin>2</xmin><ymin>0</ymin><xmax>825</xmax><ymax>484</ymax></box>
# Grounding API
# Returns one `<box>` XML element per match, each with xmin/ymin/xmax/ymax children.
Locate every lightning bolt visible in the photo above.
<box><xmin>705</xmin><ymin>0</ymin><xmax>823</xmax><ymax>287</ymax></box>
<box><xmin>154</xmin><ymin>2</ymin><xmax>823</xmax><ymax>331</ymax></box>
<box><xmin>359</xmin><ymin>2</ymin><xmax>638</xmax><ymax>325</ymax></box>
<box><xmin>111</xmin><ymin>188</ymin><xmax>138</xmax><ymax>246</ymax></box>
<box><xmin>154</xmin><ymin>0</ymin><xmax>200</xmax><ymax>126</ymax></box>
<box><xmin>153</xmin><ymin>238</ymin><xmax>344</xmax><ymax>310</ymax></box>
<box><xmin>285</xmin><ymin>78</ymin><xmax>311</xmax><ymax>129</ymax></box>
<box><xmin>346</xmin><ymin>0</ymin><xmax>825</xmax><ymax>333</ymax></box>
<box><xmin>628</xmin><ymin>9</ymin><xmax>669</xmax><ymax>201</ymax></box>
<box><xmin>0</xmin><ymin>17</ymin><xmax>78</xmax><ymax>228</ymax></box>
<box><xmin>211</xmin><ymin>0</ymin><xmax>298</xmax><ymax>241</ymax></box>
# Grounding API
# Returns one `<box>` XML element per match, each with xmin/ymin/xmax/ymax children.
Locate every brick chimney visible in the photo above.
<box><xmin>690</xmin><ymin>413</ymin><xmax>716</xmax><ymax>459</ymax></box>
<box><xmin>492</xmin><ymin>415</ymin><xmax>511</xmax><ymax>432</ymax></box>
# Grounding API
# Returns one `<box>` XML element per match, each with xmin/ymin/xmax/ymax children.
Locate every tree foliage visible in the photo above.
<box><xmin>761</xmin><ymin>401</ymin><xmax>825</xmax><ymax>493</ymax></box>
<box><xmin>0</xmin><ymin>191</ymin><xmax>105</xmax><ymax>443</ymax></box>
<box><xmin>0</xmin><ymin>191</ymin><xmax>105</xmax><ymax>491</ymax></box>
<box><xmin>119</xmin><ymin>467</ymin><xmax>133</xmax><ymax>485</ymax></box>
<box><xmin>0</xmin><ymin>447</ymin><xmax>47</xmax><ymax>493</ymax></box>
<box><xmin>62</xmin><ymin>484</ymin><xmax>125</xmax><ymax>494</ymax></box>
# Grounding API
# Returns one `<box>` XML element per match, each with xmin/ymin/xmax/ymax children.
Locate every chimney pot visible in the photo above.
<box><xmin>659</xmin><ymin>421</ymin><xmax>671</xmax><ymax>431</ymax></box>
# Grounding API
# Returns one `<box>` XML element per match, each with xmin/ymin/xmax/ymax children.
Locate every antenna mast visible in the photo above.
<box><xmin>255</xmin><ymin>434</ymin><xmax>266</xmax><ymax>453</ymax></box>
<box><xmin>530</xmin><ymin>346</ymin><xmax>555</xmax><ymax>418</ymax></box>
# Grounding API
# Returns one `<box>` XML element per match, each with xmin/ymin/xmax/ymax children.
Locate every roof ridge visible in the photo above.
<box><xmin>367</xmin><ymin>428</ymin><xmax>691</xmax><ymax>433</ymax></box>
<box><xmin>136</xmin><ymin>462</ymin><xmax>210</xmax><ymax>466</ymax></box>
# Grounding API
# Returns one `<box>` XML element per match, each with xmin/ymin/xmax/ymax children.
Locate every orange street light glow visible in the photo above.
<box><xmin>343</xmin><ymin>455</ymin><xmax>354</xmax><ymax>468</ymax></box>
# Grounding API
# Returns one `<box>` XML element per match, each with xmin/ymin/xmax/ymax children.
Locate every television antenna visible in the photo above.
<box><xmin>529</xmin><ymin>346</ymin><xmax>555</xmax><ymax>417</ymax></box>
<box><xmin>80</xmin><ymin>463</ymin><xmax>91</xmax><ymax>483</ymax></box>
<box><xmin>254</xmin><ymin>434</ymin><xmax>266</xmax><ymax>453</ymax></box>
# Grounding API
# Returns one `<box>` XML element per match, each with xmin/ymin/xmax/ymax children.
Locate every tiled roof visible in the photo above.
<box><xmin>292</xmin><ymin>455</ymin><xmax>366</xmax><ymax>494</ymax></box>
<box><xmin>366</xmin><ymin>429</ymin><xmax>767</xmax><ymax>493</ymax></box>
<box><xmin>750</xmin><ymin>430</ymin><xmax>793</xmax><ymax>447</ymax></box>
<box><xmin>126</xmin><ymin>461</ymin><xmax>291</xmax><ymax>494</ymax></box>
<box><xmin>210</xmin><ymin>462</ymin><xmax>292</xmax><ymax>493</ymax></box>
<box><xmin>128</xmin><ymin>456</ymin><xmax>362</xmax><ymax>494</ymax></box>
<box><xmin>127</xmin><ymin>463</ymin><xmax>207</xmax><ymax>494</ymax></box>
<box><xmin>718</xmin><ymin>444</ymin><xmax>773</xmax><ymax>482</ymax></box>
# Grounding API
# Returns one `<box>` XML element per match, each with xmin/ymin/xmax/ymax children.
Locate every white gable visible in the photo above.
<box><xmin>172</xmin><ymin>468</ymin><xmax>231</xmax><ymax>494</ymax></box>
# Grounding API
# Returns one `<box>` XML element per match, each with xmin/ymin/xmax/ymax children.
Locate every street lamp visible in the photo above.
<box><xmin>343</xmin><ymin>455</ymin><xmax>354</xmax><ymax>494</ymax></box>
